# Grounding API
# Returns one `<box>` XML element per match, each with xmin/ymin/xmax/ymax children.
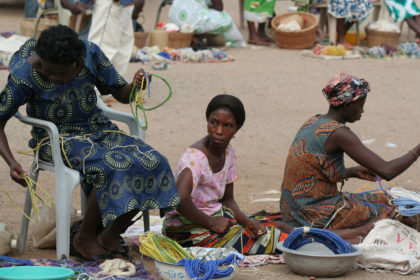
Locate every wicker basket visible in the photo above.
<box><xmin>134</xmin><ymin>32</ymin><xmax>149</xmax><ymax>49</ymax></box>
<box><xmin>366</xmin><ymin>29</ymin><xmax>400</xmax><ymax>47</ymax></box>
<box><xmin>271</xmin><ymin>12</ymin><xmax>318</xmax><ymax>49</ymax></box>
<box><xmin>168</xmin><ymin>32</ymin><xmax>193</xmax><ymax>49</ymax></box>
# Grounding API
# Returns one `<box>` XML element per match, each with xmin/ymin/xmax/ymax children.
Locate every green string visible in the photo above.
<box><xmin>129</xmin><ymin>73</ymin><xmax>172</xmax><ymax>130</ymax></box>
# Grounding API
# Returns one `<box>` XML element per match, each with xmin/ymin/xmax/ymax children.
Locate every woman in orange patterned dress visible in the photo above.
<box><xmin>280</xmin><ymin>73</ymin><xmax>420</xmax><ymax>237</ymax></box>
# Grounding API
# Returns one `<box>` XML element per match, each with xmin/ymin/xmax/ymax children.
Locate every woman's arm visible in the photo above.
<box><xmin>61</xmin><ymin>0</ymin><xmax>91</xmax><ymax>15</ymax></box>
<box><xmin>176</xmin><ymin>168</ymin><xmax>233</xmax><ymax>233</ymax></box>
<box><xmin>220</xmin><ymin>183</ymin><xmax>266</xmax><ymax>238</ymax></box>
<box><xmin>0</xmin><ymin>120</ymin><xmax>27</xmax><ymax>186</ymax></box>
<box><xmin>329</xmin><ymin>127</ymin><xmax>420</xmax><ymax>181</ymax></box>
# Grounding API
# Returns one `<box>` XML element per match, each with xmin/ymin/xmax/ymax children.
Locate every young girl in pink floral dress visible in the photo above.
<box><xmin>163</xmin><ymin>94</ymin><xmax>289</xmax><ymax>255</ymax></box>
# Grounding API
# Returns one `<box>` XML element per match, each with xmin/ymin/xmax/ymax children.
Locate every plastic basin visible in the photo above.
<box><xmin>154</xmin><ymin>248</ymin><xmax>243</xmax><ymax>280</ymax></box>
<box><xmin>277</xmin><ymin>242</ymin><xmax>363</xmax><ymax>277</ymax></box>
<box><xmin>0</xmin><ymin>266</ymin><xmax>74</xmax><ymax>280</ymax></box>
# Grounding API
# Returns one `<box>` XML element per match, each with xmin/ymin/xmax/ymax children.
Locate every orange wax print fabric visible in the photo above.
<box><xmin>280</xmin><ymin>116</ymin><xmax>394</xmax><ymax>229</ymax></box>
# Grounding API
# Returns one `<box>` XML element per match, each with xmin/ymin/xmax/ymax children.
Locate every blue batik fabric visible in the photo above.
<box><xmin>0</xmin><ymin>39</ymin><xmax>179</xmax><ymax>227</ymax></box>
<box><xmin>328</xmin><ymin>0</ymin><xmax>373</xmax><ymax>21</ymax></box>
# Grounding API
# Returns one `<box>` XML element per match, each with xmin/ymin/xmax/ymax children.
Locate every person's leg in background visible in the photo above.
<box><xmin>406</xmin><ymin>15</ymin><xmax>420</xmax><ymax>38</ymax></box>
<box><xmin>336</xmin><ymin>18</ymin><xmax>353</xmax><ymax>44</ymax></box>
<box><xmin>244</xmin><ymin>0</ymin><xmax>275</xmax><ymax>45</ymax></box>
<box><xmin>88</xmin><ymin>0</ymin><xmax>122</xmax><ymax>106</ymax></box>
<box><xmin>113</xmin><ymin>4</ymin><xmax>134</xmax><ymax>76</ymax></box>
<box><xmin>132</xmin><ymin>0</ymin><xmax>145</xmax><ymax>32</ymax></box>
<box><xmin>24</xmin><ymin>0</ymin><xmax>38</xmax><ymax>18</ymax></box>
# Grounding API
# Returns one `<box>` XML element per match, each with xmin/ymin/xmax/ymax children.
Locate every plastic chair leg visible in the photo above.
<box><xmin>19</xmin><ymin>167</ymin><xmax>39</xmax><ymax>253</ymax></box>
<box><xmin>239</xmin><ymin>0</ymin><xmax>244</xmax><ymax>29</ymax></box>
<box><xmin>80</xmin><ymin>185</ymin><xmax>88</xmax><ymax>216</ymax></box>
<box><xmin>55</xmin><ymin>168</ymin><xmax>80</xmax><ymax>259</ymax></box>
<box><xmin>155</xmin><ymin>2</ymin><xmax>164</xmax><ymax>27</ymax></box>
<box><xmin>356</xmin><ymin>21</ymin><xmax>360</xmax><ymax>45</ymax></box>
<box><xmin>328</xmin><ymin>14</ymin><xmax>337</xmax><ymax>45</ymax></box>
<box><xmin>143</xmin><ymin>209</ymin><xmax>150</xmax><ymax>232</ymax></box>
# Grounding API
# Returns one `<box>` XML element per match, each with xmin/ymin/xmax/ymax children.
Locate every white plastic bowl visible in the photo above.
<box><xmin>154</xmin><ymin>248</ymin><xmax>243</xmax><ymax>280</ymax></box>
<box><xmin>277</xmin><ymin>242</ymin><xmax>363</xmax><ymax>277</ymax></box>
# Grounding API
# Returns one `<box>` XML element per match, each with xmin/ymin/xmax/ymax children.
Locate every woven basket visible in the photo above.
<box><xmin>134</xmin><ymin>32</ymin><xmax>149</xmax><ymax>49</ymax></box>
<box><xmin>366</xmin><ymin>29</ymin><xmax>400</xmax><ymax>47</ymax></box>
<box><xmin>271</xmin><ymin>12</ymin><xmax>318</xmax><ymax>49</ymax></box>
<box><xmin>168</xmin><ymin>32</ymin><xmax>193</xmax><ymax>49</ymax></box>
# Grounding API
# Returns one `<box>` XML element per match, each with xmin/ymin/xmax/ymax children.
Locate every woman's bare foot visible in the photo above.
<box><xmin>97</xmin><ymin>227</ymin><xmax>124</xmax><ymax>252</ymax></box>
<box><xmin>257</xmin><ymin>33</ymin><xmax>274</xmax><ymax>43</ymax></box>
<box><xmin>248</xmin><ymin>34</ymin><xmax>271</xmax><ymax>46</ymax></box>
<box><xmin>73</xmin><ymin>230</ymin><xmax>108</xmax><ymax>259</ymax></box>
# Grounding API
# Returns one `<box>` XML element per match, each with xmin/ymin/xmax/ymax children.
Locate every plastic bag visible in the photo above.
<box><xmin>30</xmin><ymin>204</ymin><xmax>82</xmax><ymax>249</ymax></box>
<box><xmin>0</xmin><ymin>222</ymin><xmax>16</xmax><ymax>255</ymax></box>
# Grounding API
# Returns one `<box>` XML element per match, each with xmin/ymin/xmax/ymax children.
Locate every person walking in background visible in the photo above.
<box><xmin>132</xmin><ymin>0</ymin><xmax>145</xmax><ymax>32</ymax></box>
<box><xmin>244</xmin><ymin>0</ymin><xmax>275</xmax><ymax>46</ymax></box>
<box><xmin>61</xmin><ymin>0</ymin><xmax>93</xmax><ymax>40</ymax></box>
<box><xmin>88</xmin><ymin>0</ymin><xmax>134</xmax><ymax>76</ymax></box>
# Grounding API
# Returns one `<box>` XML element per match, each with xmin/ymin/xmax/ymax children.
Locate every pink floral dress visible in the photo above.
<box><xmin>164</xmin><ymin>145</ymin><xmax>238</xmax><ymax>228</ymax></box>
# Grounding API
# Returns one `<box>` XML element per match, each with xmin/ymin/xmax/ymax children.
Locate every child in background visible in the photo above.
<box><xmin>244</xmin><ymin>0</ymin><xmax>276</xmax><ymax>45</ymax></box>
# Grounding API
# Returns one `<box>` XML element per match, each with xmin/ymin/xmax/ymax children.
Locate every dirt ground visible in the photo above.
<box><xmin>1</xmin><ymin>1</ymin><xmax>420</xmax><ymax>279</ymax></box>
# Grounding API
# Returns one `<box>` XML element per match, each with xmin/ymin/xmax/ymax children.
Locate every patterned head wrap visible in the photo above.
<box><xmin>322</xmin><ymin>73</ymin><xmax>370</xmax><ymax>107</ymax></box>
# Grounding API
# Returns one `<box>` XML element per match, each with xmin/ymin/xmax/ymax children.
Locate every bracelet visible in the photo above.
<box><xmin>409</xmin><ymin>149</ymin><xmax>419</xmax><ymax>160</ymax></box>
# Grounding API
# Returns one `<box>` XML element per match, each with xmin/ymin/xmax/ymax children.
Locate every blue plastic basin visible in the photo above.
<box><xmin>0</xmin><ymin>266</ymin><xmax>74</xmax><ymax>280</ymax></box>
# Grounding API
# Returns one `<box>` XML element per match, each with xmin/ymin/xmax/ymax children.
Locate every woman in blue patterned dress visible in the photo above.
<box><xmin>328</xmin><ymin>0</ymin><xmax>373</xmax><ymax>44</ymax></box>
<box><xmin>0</xmin><ymin>25</ymin><xmax>179</xmax><ymax>260</ymax></box>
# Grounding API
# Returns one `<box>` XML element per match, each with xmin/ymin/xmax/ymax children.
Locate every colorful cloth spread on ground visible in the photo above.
<box><xmin>328</xmin><ymin>0</ymin><xmax>373</xmax><ymax>21</ymax></box>
<box><xmin>244</xmin><ymin>0</ymin><xmax>276</xmax><ymax>23</ymax></box>
<box><xmin>164</xmin><ymin>208</ymin><xmax>288</xmax><ymax>255</ymax></box>
<box><xmin>280</xmin><ymin>116</ymin><xmax>395</xmax><ymax>229</ymax></box>
<box><xmin>134</xmin><ymin>46</ymin><xmax>234</xmax><ymax>64</ymax></box>
<box><xmin>168</xmin><ymin>0</ymin><xmax>246</xmax><ymax>47</ymax></box>
<box><xmin>163</xmin><ymin>147</ymin><xmax>287</xmax><ymax>254</ymax></box>
<box><xmin>0</xmin><ymin>257</ymin><xmax>160</xmax><ymax>280</ymax></box>
<box><xmin>306</xmin><ymin>43</ymin><xmax>420</xmax><ymax>60</ymax></box>
<box><xmin>0</xmin><ymin>39</ymin><xmax>179</xmax><ymax>227</ymax></box>
<box><xmin>384</xmin><ymin>0</ymin><xmax>420</xmax><ymax>21</ymax></box>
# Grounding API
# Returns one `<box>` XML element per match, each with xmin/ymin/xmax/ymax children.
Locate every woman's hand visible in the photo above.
<box><xmin>132</xmin><ymin>69</ymin><xmax>151</xmax><ymax>90</ymax></box>
<box><xmin>208</xmin><ymin>216</ymin><xmax>234</xmax><ymax>234</ymax></box>
<box><xmin>10</xmin><ymin>162</ymin><xmax>27</xmax><ymax>187</ymax></box>
<box><xmin>245</xmin><ymin>219</ymin><xmax>266</xmax><ymax>239</ymax></box>
<box><xmin>346</xmin><ymin>166</ymin><xmax>377</xmax><ymax>181</ymax></box>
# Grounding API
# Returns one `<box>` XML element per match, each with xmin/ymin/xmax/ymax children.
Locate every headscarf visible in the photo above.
<box><xmin>322</xmin><ymin>73</ymin><xmax>370</xmax><ymax>107</ymax></box>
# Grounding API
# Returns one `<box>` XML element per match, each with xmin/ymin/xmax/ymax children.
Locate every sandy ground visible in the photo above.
<box><xmin>1</xmin><ymin>1</ymin><xmax>420</xmax><ymax>279</ymax></box>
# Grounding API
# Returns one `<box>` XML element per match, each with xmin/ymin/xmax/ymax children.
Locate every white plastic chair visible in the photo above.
<box><xmin>33</xmin><ymin>0</ymin><xmax>72</xmax><ymax>38</ymax></box>
<box><xmin>15</xmin><ymin>94</ymin><xmax>150</xmax><ymax>260</ymax></box>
